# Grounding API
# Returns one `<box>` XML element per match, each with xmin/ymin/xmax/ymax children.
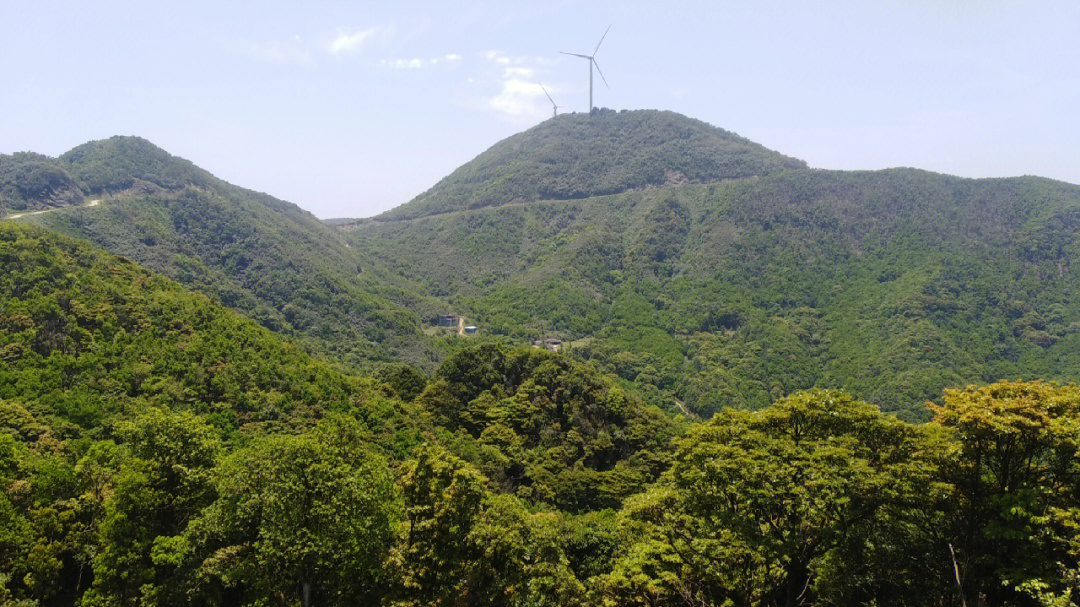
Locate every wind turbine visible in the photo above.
<box><xmin>560</xmin><ymin>25</ymin><xmax>610</xmax><ymax>112</ymax></box>
<box><xmin>539</xmin><ymin>83</ymin><xmax>559</xmax><ymax>117</ymax></box>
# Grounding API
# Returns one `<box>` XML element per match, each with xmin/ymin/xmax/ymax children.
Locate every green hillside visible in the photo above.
<box><xmin>421</xmin><ymin>343</ymin><xmax>677</xmax><ymax>512</ymax></box>
<box><xmin>373</xmin><ymin>109</ymin><xmax>806</xmax><ymax>221</ymax></box>
<box><xmin>1</xmin><ymin>137</ymin><xmax>213</xmax><ymax>216</ymax></box>
<box><xmin>10</xmin><ymin>137</ymin><xmax>444</xmax><ymax>370</ymax></box>
<box><xmin>10</xmin><ymin>117</ymin><xmax>1080</xmax><ymax>422</ymax></box>
<box><xmin>0</xmin><ymin>223</ymin><xmax>686</xmax><ymax>605</ymax></box>
<box><xmin>0</xmin><ymin>153</ymin><xmax>85</xmax><ymax>215</ymax></box>
<box><xmin>346</xmin><ymin>122</ymin><xmax>1080</xmax><ymax>421</ymax></box>
<box><xmin>4</xmin><ymin>114</ymin><xmax>1080</xmax><ymax>606</ymax></box>
<box><xmin>0</xmin><ymin>222</ymin><xmax>403</xmax><ymax>436</ymax></box>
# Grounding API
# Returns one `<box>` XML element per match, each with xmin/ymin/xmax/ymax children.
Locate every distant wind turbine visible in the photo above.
<box><xmin>560</xmin><ymin>25</ymin><xmax>610</xmax><ymax>112</ymax></box>
<box><xmin>539</xmin><ymin>83</ymin><xmax>559</xmax><ymax>117</ymax></box>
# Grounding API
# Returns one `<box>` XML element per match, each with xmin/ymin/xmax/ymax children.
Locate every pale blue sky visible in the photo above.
<box><xmin>2</xmin><ymin>1</ymin><xmax>1077</xmax><ymax>218</ymax></box>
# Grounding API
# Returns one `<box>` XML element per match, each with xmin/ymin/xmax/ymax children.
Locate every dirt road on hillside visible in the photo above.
<box><xmin>3</xmin><ymin>199</ymin><xmax>101</xmax><ymax>220</ymax></box>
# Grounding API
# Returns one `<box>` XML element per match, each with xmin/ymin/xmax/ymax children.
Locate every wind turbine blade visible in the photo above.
<box><xmin>539</xmin><ymin>83</ymin><xmax>555</xmax><ymax>105</ymax></box>
<box><xmin>593</xmin><ymin>58</ymin><xmax>609</xmax><ymax>88</ymax></box>
<box><xmin>593</xmin><ymin>24</ymin><xmax>611</xmax><ymax>55</ymax></box>
<box><xmin>560</xmin><ymin>51</ymin><xmax>591</xmax><ymax>59</ymax></box>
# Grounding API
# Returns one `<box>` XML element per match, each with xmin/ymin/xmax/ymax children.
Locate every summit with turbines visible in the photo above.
<box><xmin>561</xmin><ymin>25</ymin><xmax>611</xmax><ymax>112</ymax></box>
<box><xmin>539</xmin><ymin>83</ymin><xmax>559</xmax><ymax>117</ymax></box>
<box><xmin>4</xmin><ymin>6</ymin><xmax>1079</xmax><ymax>607</ymax></box>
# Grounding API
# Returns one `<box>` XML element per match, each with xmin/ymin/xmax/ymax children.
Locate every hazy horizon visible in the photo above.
<box><xmin>3</xmin><ymin>1</ymin><xmax>1078</xmax><ymax>219</ymax></box>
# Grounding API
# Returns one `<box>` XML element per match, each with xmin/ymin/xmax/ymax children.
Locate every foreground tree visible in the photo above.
<box><xmin>931</xmin><ymin>380</ymin><xmax>1080</xmax><ymax>606</ymax></box>
<box><xmin>185</xmin><ymin>416</ymin><xmax>398</xmax><ymax>606</ymax></box>
<box><xmin>597</xmin><ymin>389</ymin><xmax>955</xmax><ymax>606</ymax></box>
<box><xmin>390</xmin><ymin>442</ymin><xmax>583</xmax><ymax>606</ymax></box>
<box><xmin>81</xmin><ymin>410</ymin><xmax>220</xmax><ymax>607</ymax></box>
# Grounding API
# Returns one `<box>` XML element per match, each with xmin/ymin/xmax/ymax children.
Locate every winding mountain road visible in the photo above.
<box><xmin>3</xmin><ymin>198</ymin><xmax>101</xmax><ymax>220</ymax></box>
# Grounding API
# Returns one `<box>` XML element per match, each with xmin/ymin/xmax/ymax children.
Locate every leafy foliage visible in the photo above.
<box><xmin>389</xmin><ymin>443</ymin><xmax>585</xmax><ymax>607</ymax></box>
<box><xmin>0</xmin><ymin>153</ymin><xmax>84</xmax><ymax>215</ymax></box>
<box><xmin>0</xmin><ymin>222</ymin><xmax>401</xmax><ymax>434</ymax></box>
<box><xmin>0</xmin><ymin>224</ymin><xmax>664</xmax><ymax>605</ymax></box>
<box><xmin>350</xmin><ymin>167</ymin><xmax>1080</xmax><ymax>421</ymax></box>
<box><xmin>6</xmin><ymin>113</ymin><xmax>1080</xmax><ymax>606</ymax></box>
<box><xmin>932</xmin><ymin>381</ymin><xmax>1080</xmax><ymax>606</ymax></box>
<box><xmin>597</xmin><ymin>389</ymin><xmax>956</xmax><ymax>606</ymax></box>
<box><xmin>186</xmin><ymin>418</ymin><xmax>399</xmax><ymax>606</ymax></box>
<box><xmin>419</xmin><ymin>343</ymin><xmax>678</xmax><ymax>511</ymax></box>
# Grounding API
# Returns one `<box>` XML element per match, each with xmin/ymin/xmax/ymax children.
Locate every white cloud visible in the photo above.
<box><xmin>329</xmin><ymin>28</ymin><xmax>377</xmax><ymax>55</ymax></box>
<box><xmin>383</xmin><ymin>57</ymin><xmax>424</xmax><ymax>69</ymax></box>
<box><xmin>232</xmin><ymin>25</ymin><xmax>393</xmax><ymax>65</ymax></box>
<box><xmin>479</xmin><ymin>51</ymin><xmax>565</xmax><ymax>122</ymax></box>
<box><xmin>381</xmin><ymin>53</ymin><xmax>462</xmax><ymax>69</ymax></box>
<box><xmin>489</xmin><ymin>79</ymin><xmax>548</xmax><ymax>119</ymax></box>
<box><xmin>485</xmin><ymin>50</ymin><xmax>511</xmax><ymax>65</ymax></box>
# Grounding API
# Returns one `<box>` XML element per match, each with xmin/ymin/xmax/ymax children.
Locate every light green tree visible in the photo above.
<box><xmin>597</xmin><ymin>389</ymin><xmax>954</xmax><ymax>607</ymax></box>
<box><xmin>187</xmin><ymin>416</ymin><xmax>398</xmax><ymax>607</ymax></box>
<box><xmin>931</xmin><ymin>380</ymin><xmax>1080</xmax><ymax>606</ymax></box>
<box><xmin>390</xmin><ymin>442</ymin><xmax>583</xmax><ymax>607</ymax></box>
<box><xmin>82</xmin><ymin>409</ymin><xmax>221</xmax><ymax>607</ymax></box>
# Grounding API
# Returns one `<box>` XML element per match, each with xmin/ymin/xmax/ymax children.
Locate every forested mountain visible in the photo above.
<box><xmin>6</xmin><ymin>137</ymin><xmax>442</xmax><ymax>369</ymax></box>
<box><xmin>0</xmin><ymin>153</ymin><xmax>85</xmax><ymax>215</ymax></box>
<box><xmin>0</xmin><ymin>223</ymin><xmax>684</xmax><ymax>605</ymax></box>
<box><xmin>9</xmin><ymin>114</ymin><xmax>1080</xmax><ymax>422</ymax></box>
<box><xmin>371</xmin><ymin>109</ymin><xmax>806</xmax><ymax>221</ymax></box>
<box><xmin>342</xmin><ymin>111</ymin><xmax>1080</xmax><ymax>421</ymax></box>
<box><xmin>0</xmin><ymin>222</ymin><xmax>403</xmax><ymax>437</ymax></box>
<box><xmin>4</xmin><ymin>111</ymin><xmax>1080</xmax><ymax>605</ymax></box>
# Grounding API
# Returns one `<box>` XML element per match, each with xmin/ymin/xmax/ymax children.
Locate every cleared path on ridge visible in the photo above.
<box><xmin>3</xmin><ymin>198</ymin><xmax>101</xmax><ymax>220</ymax></box>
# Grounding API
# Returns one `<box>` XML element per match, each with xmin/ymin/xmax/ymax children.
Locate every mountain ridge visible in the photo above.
<box><xmin>370</xmin><ymin>109</ymin><xmax>807</xmax><ymax>222</ymax></box>
<box><xmin>6</xmin><ymin>136</ymin><xmax>447</xmax><ymax>371</ymax></box>
<box><xmin>343</xmin><ymin>139</ymin><xmax>1080</xmax><ymax>420</ymax></box>
<box><xmin>8</xmin><ymin>112</ymin><xmax>1080</xmax><ymax>421</ymax></box>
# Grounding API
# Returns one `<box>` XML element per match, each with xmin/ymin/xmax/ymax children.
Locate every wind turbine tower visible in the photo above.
<box><xmin>539</xmin><ymin>83</ymin><xmax>559</xmax><ymax>117</ymax></box>
<box><xmin>561</xmin><ymin>25</ymin><xmax>611</xmax><ymax>112</ymax></box>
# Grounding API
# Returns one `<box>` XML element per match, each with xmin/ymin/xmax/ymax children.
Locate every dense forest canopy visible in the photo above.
<box><xmin>11</xmin><ymin>116</ymin><xmax>1080</xmax><ymax>421</ymax></box>
<box><xmin>9</xmin><ymin>137</ymin><xmax>445</xmax><ymax>371</ymax></box>
<box><xmin>0</xmin><ymin>154</ymin><xmax>85</xmax><ymax>215</ymax></box>
<box><xmin>3</xmin><ymin>110</ymin><xmax>1080</xmax><ymax>605</ymax></box>
<box><xmin>345</xmin><ymin>118</ymin><xmax>1080</xmax><ymax>421</ymax></box>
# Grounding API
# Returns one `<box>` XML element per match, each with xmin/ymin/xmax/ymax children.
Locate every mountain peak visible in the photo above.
<box><xmin>378</xmin><ymin>109</ymin><xmax>806</xmax><ymax>221</ymax></box>
<box><xmin>61</xmin><ymin>135</ymin><xmax>214</xmax><ymax>194</ymax></box>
